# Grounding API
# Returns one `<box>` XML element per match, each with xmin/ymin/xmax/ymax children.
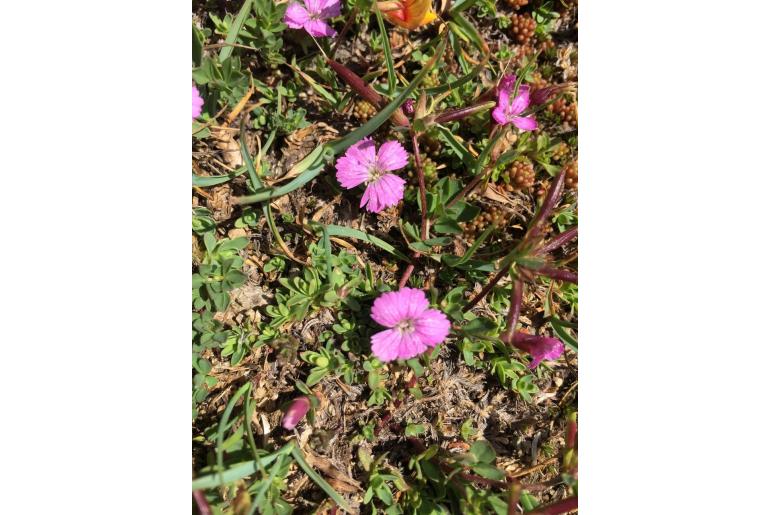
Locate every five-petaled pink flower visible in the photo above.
<box><xmin>492</xmin><ymin>75</ymin><xmax>538</xmax><ymax>131</ymax></box>
<box><xmin>284</xmin><ymin>0</ymin><xmax>341</xmax><ymax>38</ymax></box>
<box><xmin>370</xmin><ymin>288</ymin><xmax>451</xmax><ymax>362</ymax></box>
<box><xmin>513</xmin><ymin>332</ymin><xmax>564</xmax><ymax>368</ymax></box>
<box><xmin>192</xmin><ymin>84</ymin><xmax>204</xmax><ymax>119</ymax></box>
<box><xmin>335</xmin><ymin>138</ymin><xmax>408</xmax><ymax>213</ymax></box>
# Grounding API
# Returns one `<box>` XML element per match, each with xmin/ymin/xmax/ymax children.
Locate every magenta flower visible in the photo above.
<box><xmin>284</xmin><ymin>0</ymin><xmax>341</xmax><ymax>38</ymax></box>
<box><xmin>335</xmin><ymin>138</ymin><xmax>408</xmax><ymax>213</ymax></box>
<box><xmin>281</xmin><ymin>396</ymin><xmax>311</xmax><ymax>430</ymax></box>
<box><xmin>370</xmin><ymin>288</ymin><xmax>451</xmax><ymax>362</ymax></box>
<box><xmin>513</xmin><ymin>332</ymin><xmax>564</xmax><ymax>368</ymax></box>
<box><xmin>192</xmin><ymin>84</ymin><xmax>204</xmax><ymax>120</ymax></box>
<box><xmin>491</xmin><ymin>74</ymin><xmax>538</xmax><ymax>131</ymax></box>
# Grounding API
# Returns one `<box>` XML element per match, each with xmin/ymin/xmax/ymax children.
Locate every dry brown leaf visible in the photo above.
<box><xmin>211</xmin><ymin>127</ymin><xmax>243</xmax><ymax>168</ymax></box>
<box><xmin>482</xmin><ymin>183</ymin><xmax>517</xmax><ymax>208</ymax></box>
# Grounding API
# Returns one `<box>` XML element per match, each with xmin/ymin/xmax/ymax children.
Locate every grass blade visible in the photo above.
<box><xmin>192</xmin><ymin>166</ymin><xmax>247</xmax><ymax>187</ymax></box>
<box><xmin>435</xmin><ymin>126</ymin><xmax>475</xmax><ymax>168</ymax></box>
<box><xmin>192</xmin><ymin>444</ymin><xmax>294</xmax><ymax>490</ymax></box>
<box><xmin>219</xmin><ymin>0</ymin><xmax>253</xmax><ymax>62</ymax></box>
<box><xmin>324</xmin><ymin>224</ymin><xmax>411</xmax><ymax>262</ymax></box>
<box><xmin>216</xmin><ymin>382</ymin><xmax>252</xmax><ymax>485</ymax></box>
<box><xmin>291</xmin><ymin>444</ymin><xmax>353</xmax><ymax>513</ymax></box>
<box><xmin>374</xmin><ymin>5</ymin><xmax>397</xmax><ymax>94</ymax></box>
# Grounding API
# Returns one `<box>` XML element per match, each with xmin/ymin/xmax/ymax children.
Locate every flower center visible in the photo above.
<box><xmin>366</xmin><ymin>165</ymin><xmax>384</xmax><ymax>184</ymax></box>
<box><xmin>395</xmin><ymin>318</ymin><xmax>415</xmax><ymax>334</ymax></box>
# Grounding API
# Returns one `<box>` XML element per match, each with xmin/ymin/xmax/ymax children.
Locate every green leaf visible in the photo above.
<box><xmin>472</xmin><ymin>463</ymin><xmax>505</xmax><ymax>480</ymax></box>
<box><xmin>191</xmin><ymin>444</ymin><xmax>291</xmax><ymax>490</ymax></box>
<box><xmin>470</xmin><ymin>440</ymin><xmax>496</xmax><ymax>464</ymax></box>
<box><xmin>291</xmin><ymin>444</ymin><xmax>353</xmax><ymax>513</ymax></box>
<box><xmin>324</xmin><ymin>224</ymin><xmax>411</xmax><ymax>262</ymax></box>
<box><xmin>464</xmin><ymin>317</ymin><xmax>498</xmax><ymax>337</ymax></box>
<box><xmin>374</xmin><ymin>5</ymin><xmax>396</xmax><ymax>94</ymax></box>
<box><xmin>219</xmin><ymin>0</ymin><xmax>254</xmax><ymax>62</ymax></box>
<box><xmin>405</xmin><ymin>423</ymin><xmax>427</xmax><ymax>437</ymax></box>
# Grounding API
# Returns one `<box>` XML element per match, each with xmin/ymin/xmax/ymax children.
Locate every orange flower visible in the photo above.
<box><xmin>377</xmin><ymin>0</ymin><xmax>437</xmax><ymax>30</ymax></box>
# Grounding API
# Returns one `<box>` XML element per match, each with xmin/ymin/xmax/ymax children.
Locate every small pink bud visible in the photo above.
<box><xmin>531</xmin><ymin>84</ymin><xmax>571</xmax><ymax>106</ymax></box>
<box><xmin>403</xmin><ymin>99</ymin><xmax>416</xmax><ymax>116</ymax></box>
<box><xmin>281</xmin><ymin>396</ymin><xmax>311</xmax><ymax>430</ymax></box>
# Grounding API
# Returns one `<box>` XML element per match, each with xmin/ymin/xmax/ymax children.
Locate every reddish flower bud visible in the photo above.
<box><xmin>403</xmin><ymin>99</ymin><xmax>416</xmax><ymax>116</ymax></box>
<box><xmin>531</xmin><ymin>84</ymin><xmax>572</xmax><ymax>106</ymax></box>
<box><xmin>281</xmin><ymin>396</ymin><xmax>311</xmax><ymax>430</ymax></box>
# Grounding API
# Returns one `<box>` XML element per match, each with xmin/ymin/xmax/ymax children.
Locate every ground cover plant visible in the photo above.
<box><xmin>192</xmin><ymin>0</ymin><xmax>578</xmax><ymax>512</ymax></box>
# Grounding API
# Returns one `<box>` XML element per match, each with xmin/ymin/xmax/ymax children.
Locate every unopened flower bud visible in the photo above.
<box><xmin>281</xmin><ymin>396</ymin><xmax>311</xmax><ymax>430</ymax></box>
<box><xmin>402</xmin><ymin>99</ymin><xmax>416</xmax><ymax>116</ymax></box>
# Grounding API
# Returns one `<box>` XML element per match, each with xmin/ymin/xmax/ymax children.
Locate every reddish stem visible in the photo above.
<box><xmin>433</xmin><ymin>101</ymin><xmax>497</xmax><ymax>124</ymax></box>
<box><xmin>397</xmin><ymin>133</ymin><xmax>429</xmax><ymax>288</ymax></box>
<box><xmin>524</xmin><ymin>168</ymin><xmax>566</xmax><ymax>246</ymax></box>
<box><xmin>500</xmin><ymin>279</ymin><xmax>524</xmax><ymax>344</ymax></box>
<box><xmin>463</xmin><ymin>265</ymin><xmax>509</xmax><ymax>313</ymax></box>
<box><xmin>533</xmin><ymin>266</ymin><xmax>577</xmax><ymax>284</ymax></box>
<box><xmin>526</xmin><ymin>496</ymin><xmax>578</xmax><ymax>515</ymax></box>
<box><xmin>330</xmin><ymin>7</ymin><xmax>358</xmax><ymax>58</ymax></box>
<box><xmin>193</xmin><ymin>490</ymin><xmax>212</xmax><ymax>515</ymax></box>
<box><xmin>538</xmin><ymin>226</ymin><xmax>577</xmax><ymax>255</ymax></box>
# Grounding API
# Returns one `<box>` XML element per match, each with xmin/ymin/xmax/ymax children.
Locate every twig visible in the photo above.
<box><xmin>397</xmin><ymin>133</ymin><xmax>429</xmax><ymax>288</ymax></box>
<box><xmin>463</xmin><ymin>265</ymin><xmax>509</xmax><ymax>312</ymax></box>
<box><xmin>501</xmin><ymin>279</ymin><xmax>524</xmax><ymax>343</ymax></box>
<box><xmin>509</xmin><ymin>457</ymin><xmax>559</xmax><ymax>479</ymax></box>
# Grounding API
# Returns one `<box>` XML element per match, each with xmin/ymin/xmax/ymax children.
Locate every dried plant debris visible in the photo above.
<box><xmin>192</xmin><ymin>0</ymin><xmax>578</xmax><ymax>512</ymax></box>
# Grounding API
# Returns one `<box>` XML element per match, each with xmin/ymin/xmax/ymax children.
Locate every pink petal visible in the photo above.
<box><xmin>413</xmin><ymin>308</ymin><xmax>451</xmax><ymax>346</ymax></box>
<box><xmin>335</xmin><ymin>157</ymin><xmax>370</xmax><ymax>189</ymax></box>
<box><xmin>360</xmin><ymin>173</ymin><xmax>405</xmax><ymax>213</ymax></box>
<box><xmin>498</xmin><ymin>74</ymin><xmax>516</xmax><ymax>95</ymax></box>
<box><xmin>492</xmin><ymin>105</ymin><xmax>509</xmax><ymax>126</ymax></box>
<box><xmin>395</xmin><ymin>331</ymin><xmax>429</xmax><ymax>360</ymax></box>
<box><xmin>304</xmin><ymin>19</ymin><xmax>336</xmax><ymax>37</ymax></box>
<box><xmin>376</xmin><ymin>140</ymin><xmax>409</xmax><ymax>172</ymax></box>
<box><xmin>370</xmin><ymin>287</ymin><xmax>428</xmax><ymax>327</ymax></box>
<box><xmin>192</xmin><ymin>85</ymin><xmax>204</xmax><ymax>119</ymax></box>
<box><xmin>347</xmin><ymin>138</ymin><xmax>377</xmax><ymax>169</ymax></box>
<box><xmin>281</xmin><ymin>396</ymin><xmax>310</xmax><ymax>430</ymax></box>
<box><xmin>511</xmin><ymin>115</ymin><xmax>538</xmax><ymax>131</ymax></box>
<box><xmin>318</xmin><ymin>0</ymin><xmax>341</xmax><ymax>18</ymax></box>
<box><xmin>508</xmin><ymin>85</ymin><xmax>531</xmax><ymax>116</ymax></box>
<box><xmin>371</xmin><ymin>328</ymin><xmax>403</xmax><ymax>362</ymax></box>
<box><xmin>371</xmin><ymin>328</ymin><xmax>428</xmax><ymax>362</ymax></box>
<box><xmin>284</xmin><ymin>3</ymin><xmax>310</xmax><ymax>28</ymax></box>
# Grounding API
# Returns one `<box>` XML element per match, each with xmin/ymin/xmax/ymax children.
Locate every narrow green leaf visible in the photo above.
<box><xmin>435</xmin><ymin>126</ymin><xmax>474</xmax><ymax>168</ymax></box>
<box><xmin>192</xmin><ymin>444</ymin><xmax>292</xmax><ymax>490</ymax></box>
<box><xmin>219</xmin><ymin>0</ymin><xmax>253</xmax><ymax>62</ymax></box>
<box><xmin>374</xmin><ymin>5</ymin><xmax>396</xmax><ymax>94</ymax></box>
<box><xmin>291</xmin><ymin>444</ymin><xmax>353</xmax><ymax>513</ymax></box>
<box><xmin>324</xmin><ymin>224</ymin><xmax>411</xmax><ymax>262</ymax></box>
<box><xmin>216</xmin><ymin>383</ymin><xmax>252</xmax><ymax>485</ymax></box>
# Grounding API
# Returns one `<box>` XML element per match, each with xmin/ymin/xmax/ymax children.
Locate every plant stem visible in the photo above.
<box><xmin>193</xmin><ymin>490</ymin><xmax>212</xmax><ymax>515</ymax></box>
<box><xmin>524</xmin><ymin>167</ymin><xmax>566</xmax><ymax>246</ymax></box>
<box><xmin>397</xmin><ymin>132</ymin><xmax>429</xmax><ymax>288</ymax></box>
<box><xmin>330</xmin><ymin>7</ymin><xmax>358</xmax><ymax>58</ymax></box>
<box><xmin>463</xmin><ymin>265</ymin><xmax>509</xmax><ymax>312</ymax></box>
<box><xmin>433</xmin><ymin>101</ymin><xmax>497</xmax><ymax>124</ymax></box>
<box><xmin>538</xmin><ymin>226</ymin><xmax>577</xmax><ymax>254</ymax></box>
<box><xmin>525</xmin><ymin>496</ymin><xmax>578</xmax><ymax>515</ymax></box>
<box><xmin>501</xmin><ymin>279</ymin><xmax>523</xmax><ymax>343</ymax></box>
<box><xmin>533</xmin><ymin>266</ymin><xmax>577</xmax><ymax>284</ymax></box>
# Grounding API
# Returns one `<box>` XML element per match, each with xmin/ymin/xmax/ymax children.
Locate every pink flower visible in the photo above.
<box><xmin>284</xmin><ymin>0</ymin><xmax>341</xmax><ymax>38</ymax></box>
<box><xmin>335</xmin><ymin>138</ymin><xmax>408</xmax><ymax>213</ymax></box>
<box><xmin>492</xmin><ymin>74</ymin><xmax>538</xmax><ymax>131</ymax></box>
<box><xmin>513</xmin><ymin>332</ymin><xmax>564</xmax><ymax>368</ymax></box>
<box><xmin>281</xmin><ymin>396</ymin><xmax>311</xmax><ymax>430</ymax></box>
<box><xmin>192</xmin><ymin>84</ymin><xmax>204</xmax><ymax>119</ymax></box>
<box><xmin>370</xmin><ymin>288</ymin><xmax>451</xmax><ymax>362</ymax></box>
